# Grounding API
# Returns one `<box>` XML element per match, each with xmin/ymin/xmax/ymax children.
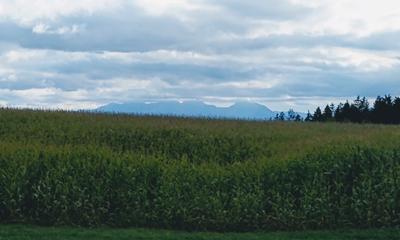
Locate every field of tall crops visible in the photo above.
<box><xmin>1</xmin><ymin>108</ymin><xmax>400</xmax><ymax>231</ymax></box>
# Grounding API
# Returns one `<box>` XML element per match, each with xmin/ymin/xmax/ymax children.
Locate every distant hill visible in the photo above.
<box><xmin>96</xmin><ymin>101</ymin><xmax>278</xmax><ymax>120</ymax></box>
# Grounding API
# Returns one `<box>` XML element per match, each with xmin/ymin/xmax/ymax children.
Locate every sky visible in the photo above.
<box><xmin>1</xmin><ymin>0</ymin><xmax>400</xmax><ymax>112</ymax></box>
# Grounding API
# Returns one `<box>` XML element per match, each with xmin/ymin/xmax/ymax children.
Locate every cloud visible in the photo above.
<box><xmin>0</xmin><ymin>0</ymin><xmax>120</xmax><ymax>25</ymax></box>
<box><xmin>32</xmin><ymin>23</ymin><xmax>84</xmax><ymax>35</ymax></box>
<box><xmin>1</xmin><ymin>0</ymin><xmax>400</xmax><ymax>111</ymax></box>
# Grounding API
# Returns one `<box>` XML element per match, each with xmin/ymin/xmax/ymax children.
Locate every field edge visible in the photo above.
<box><xmin>0</xmin><ymin>224</ymin><xmax>399</xmax><ymax>240</ymax></box>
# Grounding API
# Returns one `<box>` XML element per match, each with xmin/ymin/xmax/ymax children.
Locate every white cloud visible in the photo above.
<box><xmin>219</xmin><ymin>80</ymin><xmax>279</xmax><ymax>89</ymax></box>
<box><xmin>214</xmin><ymin>0</ymin><xmax>400</xmax><ymax>38</ymax></box>
<box><xmin>314</xmin><ymin>47</ymin><xmax>399</xmax><ymax>72</ymax></box>
<box><xmin>32</xmin><ymin>23</ymin><xmax>49</xmax><ymax>34</ymax></box>
<box><xmin>3</xmin><ymin>49</ymin><xmax>89</xmax><ymax>65</ymax></box>
<box><xmin>1</xmin><ymin>0</ymin><xmax>400</xmax><ymax>111</ymax></box>
<box><xmin>0</xmin><ymin>87</ymin><xmax>104</xmax><ymax>110</ymax></box>
<box><xmin>313</xmin><ymin>0</ymin><xmax>400</xmax><ymax>37</ymax></box>
<box><xmin>135</xmin><ymin>0</ymin><xmax>207</xmax><ymax>15</ymax></box>
<box><xmin>2</xmin><ymin>0</ymin><xmax>400</xmax><ymax>38</ymax></box>
<box><xmin>32</xmin><ymin>23</ymin><xmax>84</xmax><ymax>35</ymax></box>
<box><xmin>1</xmin><ymin>44</ymin><xmax>399</xmax><ymax>110</ymax></box>
<box><xmin>0</xmin><ymin>0</ymin><xmax>121</xmax><ymax>25</ymax></box>
<box><xmin>100</xmin><ymin>50</ymin><xmax>216</xmax><ymax>64</ymax></box>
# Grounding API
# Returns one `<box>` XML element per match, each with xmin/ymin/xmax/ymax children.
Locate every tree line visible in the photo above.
<box><xmin>304</xmin><ymin>95</ymin><xmax>400</xmax><ymax>124</ymax></box>
<box><xmin>273</xmin><ymin>109</ymin><xmax>303</xmax><ymax>122</ymax></box>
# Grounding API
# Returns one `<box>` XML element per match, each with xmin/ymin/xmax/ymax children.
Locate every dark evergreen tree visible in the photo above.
<box><xmin>393</xmin><ymin>97</ymin><xmax>400</xmax><ymax>124</ymax></box>
<box><xmin>287</xmin><ymin>109</ymin><xmax>297</xmax><ymax>121</ymax></box>
<box><xmin>278</xmin><ymin>112</ymin><xmax>286</xmax><ymax>121</ymax></box>
<box><xmin>322</xmin><ymin>104</ymin><xmax>333</xmax><ymax>121</ymax></box>
<box><xmin>274</xmin><ymin>112</ymin><xmax>286</xmax><ymax>121</ymax></box>
<box><xmin>341</xmin><ymin>101</ymin><xmax>351</xmax><ymax>122</ymax></box>
<box><xmin>350</xmin><ymin>96</ymin><xmax>369</xmax><ymax>123</ymax></box>
<box><xmin>305</xmin><ymin>111</ymin><xmax>313</xmax><ymax>122</ymax></box>
<box><xmin>310</xmin><ymin>94</ymin><xmax>400</xmax><ymax>124</ymax></box>
<box><xmin>359</xmin><ymin>97</ymin><xmax>370</xmax><ymax>122</ymax></box>
<box><xmin>371</xmin><ymin>95</ymin><xmax>393</xmax><ymax>124</ymax></box>
<box><xmin>313</xmin><ymin>107</ymin><xmax>323</xmax><ymax>122</ymax></box>
<box><xmin>334</xmin><ymin>103</ymin><xmax>344</xmax><ymax>122</ymax></box>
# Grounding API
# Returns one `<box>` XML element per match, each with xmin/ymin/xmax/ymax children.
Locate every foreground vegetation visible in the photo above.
<box><xmin>1</xmin><ymin>108</ymin><xmax>400</xmax><ymax>231</ymax></box>
<box><xmin>0</xmin><ymin>225</ymin><xmax>399</xmax><ymax>240</ymax></box>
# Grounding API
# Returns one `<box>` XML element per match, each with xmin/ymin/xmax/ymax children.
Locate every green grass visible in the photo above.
<box><xmin>1</xmin><ymin>109</ymin><xmax>400</xmax><ymax>231</ymax></box>
<box><xmin>0</xmin><ymin>225</ymin><xmax>399</xmax><ymax>240</ymax></box>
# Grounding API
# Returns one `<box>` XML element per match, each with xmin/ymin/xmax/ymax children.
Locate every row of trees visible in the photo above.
<box><xmin>306</xmin><ymin>95</ymin><xmax>400</xmax><ymax>124</ymax></box>
<box><xmin>273</xmin><ymin>109</ymin><xmax>303</xmax><ymax>122</ymax></box>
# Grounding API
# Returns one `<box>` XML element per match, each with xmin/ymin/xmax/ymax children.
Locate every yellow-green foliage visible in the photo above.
<box><xmin>0</xmin><ymin>108</ymin><xmax>400</xmax><ymax>231</ymax></box>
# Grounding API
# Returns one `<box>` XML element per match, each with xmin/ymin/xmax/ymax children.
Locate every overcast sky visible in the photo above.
<box><xmin>1</xmin><ymin>0</ymin><xmax>400</xmax><ymax>111</ymax></box>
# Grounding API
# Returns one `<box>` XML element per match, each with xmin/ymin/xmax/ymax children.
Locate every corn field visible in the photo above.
<box><xmin>0</xmin><ymin>108</ymin><xmax>400</xmax><ymax>231</ymax></box>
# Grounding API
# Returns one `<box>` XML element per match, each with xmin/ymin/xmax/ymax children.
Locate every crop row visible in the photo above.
<box><xmin>1</xmin><ymin>142</ymin><xmax>399</xmax><ymax>231</ymax></box>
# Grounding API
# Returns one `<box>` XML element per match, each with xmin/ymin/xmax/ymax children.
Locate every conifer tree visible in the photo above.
<box><xmin>305</xmin><ymin>111</ymin><xmax>313</xmax><ymax>122</ymax></box>
<box><xmin>322</xmin><ymin>104</ymin><xmax>333</xmax><ymax>121</ymax></box>
<box><xmin>313</xmin><ymin>107</ymin><xmax>323</xmax><ymax>122</ymax></box>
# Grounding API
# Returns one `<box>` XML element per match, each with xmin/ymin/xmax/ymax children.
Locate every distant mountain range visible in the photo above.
<box><xmin>96</xmin><ymin>101</ymin><xmax>302</xmax><ymax>120</ymax></box>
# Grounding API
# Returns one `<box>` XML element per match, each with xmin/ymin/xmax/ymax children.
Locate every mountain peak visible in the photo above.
<box><xmin>230</xmin><ymin>102</ymin><xmax>271</xmax><ymax>110</ymax></box>
<box><xmin>97</xmin><ymin>101</ymin><xmax>276</xmax><ymax>120</ymax></box>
